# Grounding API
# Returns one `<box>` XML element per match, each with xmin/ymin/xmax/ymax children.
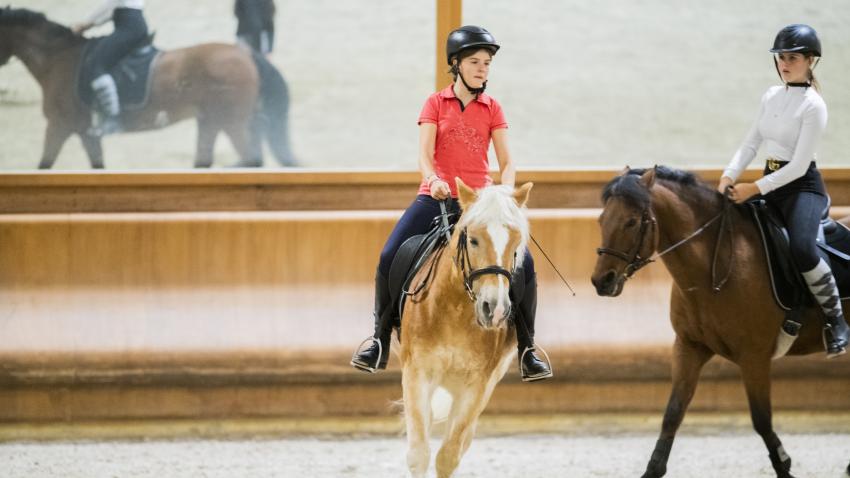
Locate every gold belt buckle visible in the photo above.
<box><xmin>767</xmin><ymin>157</ymin><xmax>780</xmax><ymax>171</ymax></box>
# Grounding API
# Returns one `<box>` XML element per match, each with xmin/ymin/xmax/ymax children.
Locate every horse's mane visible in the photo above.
<box><xmin>602</xmin><ymin>166</ymin><xmax>716</xmax><ymax>209</ymax></box>
<box><xmin>459</xmin><ymin>185</ymin><xmax>530</xmax><ymax>252</ymax></box>
<box><xmin>0</xmin><ymin>7</ymin><xmax>80</xmax><ymax>44</ymax></box>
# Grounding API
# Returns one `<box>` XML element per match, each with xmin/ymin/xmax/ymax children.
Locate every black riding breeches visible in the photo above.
<box><xmin>767</xmin><ymin>191</ymin><xmax>828</xmax><ymax>272</ymax></box>
<box><xmin>378</xmin><ymin>194</ymin><xmax>535</xmax><ymax>282</ymax></box>
<box><xmin>89</xmin><ymin>8</ymin><xmax>148</xmax><ymax>77</ymax></box>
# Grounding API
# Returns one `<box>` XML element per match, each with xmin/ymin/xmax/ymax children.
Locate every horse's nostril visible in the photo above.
<box><xmin>603</xmin><ymin>270</ymin><xmax>616</xmax><ymax>286</ymax></box>
<box><xmin>482</xmin><ymin>301</ymin><xmax>492</xmax><ymax>318</ymax></box>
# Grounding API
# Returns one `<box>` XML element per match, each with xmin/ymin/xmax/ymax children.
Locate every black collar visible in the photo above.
<box><xmin>786</xmin><ymin>82</ymin><xmax>811</xmax><ymax>88</ymax></box>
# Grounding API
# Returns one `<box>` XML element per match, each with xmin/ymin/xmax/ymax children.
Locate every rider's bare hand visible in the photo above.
<box><xmin>717</xmin><ymin>176</ymin><xmax>734</xmax><ymax>195</ymax></box>
<box><xmin>430</xmin><ymin>180</ymin><xmax>450</xmax><ymax>200</ymax></box>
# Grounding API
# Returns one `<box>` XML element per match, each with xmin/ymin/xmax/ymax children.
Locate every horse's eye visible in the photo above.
<box><xmin>470</xmin><ymin>238</ymin><xmax>479</xmax><ymax>247</ymax></box>
<box><xmin>625</xmin><ymin>218</ymin><xmax>637</xmax><ymax>228</ymax></box>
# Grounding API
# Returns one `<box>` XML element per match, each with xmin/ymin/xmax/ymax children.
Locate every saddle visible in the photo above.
<box><xmin>749</xmin><ymin>198</ymin><xmax>850</xmax><ymax>314</ymax></box>
<box><xmin>76</xmin><ymin>34</ymin><xmax>161</xmax><ymax>112</ymax></box>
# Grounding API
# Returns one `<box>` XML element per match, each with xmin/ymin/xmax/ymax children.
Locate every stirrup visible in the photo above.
<box><xmin>519</xmin><ymin>345</ymin><xmax>553</xmax><ymax>382</ymax></box>
<box><xmin>350</xmin><ymin>336</ymin><xmax>383</xmax><ymax>373</ymax></box>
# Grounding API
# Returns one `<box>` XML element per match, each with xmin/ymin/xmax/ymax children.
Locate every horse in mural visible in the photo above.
<box><xmin>400</xmin><ymin>178</ymin><xmax>532</xmax><ymax>478</ymax></box>
<box><xmin>0</xmin><ymin>7</ymin><xmax>296</xmax><ymax>168</ymax></box>
<box><xmin>591</xmin><ymin>166</ymin><xmax>850</xmax><ymax>478</ymax></box>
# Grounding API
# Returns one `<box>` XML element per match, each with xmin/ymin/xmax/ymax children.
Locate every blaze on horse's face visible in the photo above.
<box><xmin>457</xmin><ymin>179</ymin><xmax>532</xmax><ymax>330</ymax></box>
<box><xmin>591</xmin><ymin>169</ymin><xmax>657</xmax><ymax>297</ymax></box>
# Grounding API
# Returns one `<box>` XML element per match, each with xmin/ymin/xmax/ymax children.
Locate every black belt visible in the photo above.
<box><xmin>765</xmin><ymin>158</ymin><xmax>816</xmax><ymax>172</ymax></box>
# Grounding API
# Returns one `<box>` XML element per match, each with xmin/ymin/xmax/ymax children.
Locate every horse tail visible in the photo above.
<box><xmin>250</xmin><ymin>52</ymin><xmax>297</xmax><ymax>166</ymax></box>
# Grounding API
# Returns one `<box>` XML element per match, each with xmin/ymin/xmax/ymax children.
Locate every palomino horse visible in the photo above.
<box><xmin>401</xmin><ymin>178</ymin><xmax>532</xmax><ymax>478</ymax></box>
<box><xmin>0</xmin><ymin>7</ymin><xmax>295</xmax><ymax>168</ymax></box>
<box><xmin>591</xmin><ymin>166</ymin><xmax>850</xmax><ymax>478</ymax></box>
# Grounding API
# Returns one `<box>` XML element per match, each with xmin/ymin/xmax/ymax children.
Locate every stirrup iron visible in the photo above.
<box><xmin>350</xmin><ymin>336</ymin><xmax>383</xmax><ymax>373</ymax></box>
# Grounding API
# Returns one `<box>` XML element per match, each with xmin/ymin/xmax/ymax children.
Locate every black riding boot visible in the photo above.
<box><xmin>350</xmin><ymin>271</ymin><xmax>394</xmax><ymax>373</ymax></box>
<box><xmin>802</xmin><ymin>259</ymin><xmax>849</xmax><ymax>357</ymax></box>
<box><xmin>514</xmin><ymin>273</ymin><xmax>553</xmax><ymax>382</ymax></box>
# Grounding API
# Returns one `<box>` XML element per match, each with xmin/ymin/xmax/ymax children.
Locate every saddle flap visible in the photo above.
<box><xmin>748</xmin><ymin>200</ymin><xmax>808</xmax><ymax>311</ymax></box>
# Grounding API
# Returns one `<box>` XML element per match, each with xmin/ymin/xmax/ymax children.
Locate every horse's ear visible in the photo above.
<box><xmin>619</xmin><ymin>166</ymin><xmax>631</xmax><ymax>176</ymax></box>
<box><xmin>513</xmin><ymin>182</ymin><xmax>533</xmax><ymax>208</ymax></box>
<box><xmin>456</xmin><ymin>177</ymin><xmax>477</xmax><ymax>208</ymax></box>
<box><xmin>640</xmin><ymin>167</ymin><xmax>657</xmax><ymax>189</ymax></box>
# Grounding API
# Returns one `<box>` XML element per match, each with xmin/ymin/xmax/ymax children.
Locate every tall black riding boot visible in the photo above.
<box><xmin>514</xmin><ymin>273</ymin><xmax>553</xmax><ymax>382</ymax></box>
<box><xmin>350</xmin><ymin>271</ymin><xmax>394</xmax><ymax>373</ymax></box>
<box><xmin>802</xmin><ymin>259</ymin><xmax>849</xmax><ymax>358</ymax></box>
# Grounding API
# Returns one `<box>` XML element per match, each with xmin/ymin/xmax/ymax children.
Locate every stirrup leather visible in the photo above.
<box><xmin>350</xmin><ymin>336</ymin><xmax>383</xmax><ymax>373</ymax></box>
<box><xmin>519</xmin><ymin>345</ymin><xmax>553</xmax><ymax>382</ymax></box>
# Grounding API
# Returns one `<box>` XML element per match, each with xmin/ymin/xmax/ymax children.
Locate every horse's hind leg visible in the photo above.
<box><xmin>403</xmin><ymin>367</ymin><xmax>435</xmax><ymax>478</ymax></box>
<box><xmin>194</xmin><ymin>115</ymin><xmax>219</xmax><ymax>168</ymax></box>
<box><xmin>223</xmin><ymin>119</ymin><xmax>262</xmax><ymax>168</ymax></box>
<box><xmin>38</xmin><ymin>121</ymin><xmax>72</xmax><ymax>169</ymax></box>
<box><xmin>642</xmin><ymin>336</ymin><xmax>713</xmax><ymax>478</ymax></box>
<box><xmin>79</xmin><ymin>132</ymin><xmax>104</xmax><ymax>169</ymax></box>
<box><xmin>741</xmin><ymin>360</ymin><xmax>795</xmax><ymax>478</ymax></box>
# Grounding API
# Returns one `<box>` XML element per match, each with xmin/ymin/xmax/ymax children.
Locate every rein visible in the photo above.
<box><xmin>597</xmin><ymin>190</ymin><xmax>736</xmax><ymax>290</ymax></box>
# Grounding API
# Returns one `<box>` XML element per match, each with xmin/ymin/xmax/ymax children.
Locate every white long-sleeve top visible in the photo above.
<box><xmin>723</xmin><ymin>85</ymin><xmax>828</xmax><ymax>195</ymax></box>
<box><xmin>85</xmin><ymin>0</ymin><xmax>144</xmax><ymax>26</ymax></box>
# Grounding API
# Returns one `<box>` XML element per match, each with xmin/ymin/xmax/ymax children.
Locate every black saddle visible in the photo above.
<box><xmin>749</xmin><ymin>198</ymin><xmax>850</xmax><ymax>313</ymax></box>
<box><xmin>77</xmin><ymin>34</ymin><xmax>161</xmax><ymax>112</ymax></box>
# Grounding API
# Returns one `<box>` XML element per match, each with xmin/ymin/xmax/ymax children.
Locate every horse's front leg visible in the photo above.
<box><xmin>740</xmin><ymin>359</ymin><xmax>795</xmax><ymax>478</ymax></box>
<box><xmin>435</xmin><ymin>382</ymin><xmax>494</xmax><ymax>478</ymax></box>
<box><xmin>643</xmin><ymin>336</ymin><xmax>714</xmax><ymax>478</ymax></box>
<box><xmin>403</xmin><ymin>365</ymin><xmax>435</xmax><ymax>478</ymax></box>
<box><xmin>38</xmin><ymin>121</ymin><xmax>72</xmax><ymax>169</ymax></box>
<box><xmin>79</xmin><ymin>132</ymin><xmax>104</xmax><ymax>169</ymax></box>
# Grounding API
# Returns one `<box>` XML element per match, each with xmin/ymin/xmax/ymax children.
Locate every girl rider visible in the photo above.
<box><xmin>73</xmin><ymin>0</ymin><xmax>148</xmax><ymax>136</ymax></box>
<box><xmin>351</xmin><ymin>25</ymin><xmax>553</xmax><ymax>382</ymax></box>
<box><xmin>719</xmin><ymin>24</ymin><xmax>849</xmax><ymax>357</ymax></box>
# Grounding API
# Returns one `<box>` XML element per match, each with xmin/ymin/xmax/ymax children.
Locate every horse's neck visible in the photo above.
<box><xmin>651</xmin><ymin>183</ymin><xmax>723</xmax><ymax>274</ymax></box>
<box><xmin>13</xmin><ymin>28</ymin><xmax>80</xmax><ymax>85</ymax></box>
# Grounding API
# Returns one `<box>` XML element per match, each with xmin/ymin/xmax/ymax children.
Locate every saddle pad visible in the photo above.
<box><xmin>77</xmin><ymin>39</ymin><xmax>160</xmax><ymax>111</ymax></box>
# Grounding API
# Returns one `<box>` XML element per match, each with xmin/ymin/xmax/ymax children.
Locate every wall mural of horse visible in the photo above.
<box><xmin>400</xmin><ymin>178</ymin><xmax>532</xmax><ymax>478</ymax></box>
<box><xmin>591</xmin><ymin>166</ymin><xmax>850</xmax><ymax>478</ymax></box>
<box><xmin>0</xmin><ymin>7</ymin><xmax>296</xmax><ymax>168</ymax></box>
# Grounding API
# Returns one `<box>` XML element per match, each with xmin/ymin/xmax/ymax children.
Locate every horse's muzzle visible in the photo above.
<box><xmin>476</xmin><ymin>297</ymin><xmax>511</xmax><ymax>329</ymax></box>
<box><xmin>591</xmin><ymin>269</ymin><xmax>625</xmax><ymax>297</ymax></box>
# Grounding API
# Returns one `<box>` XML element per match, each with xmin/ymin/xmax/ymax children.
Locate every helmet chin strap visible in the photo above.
<box><xmin>452</xmin><ymin>62</ymin><xmax>486</xmax><ymax>95</ymax></box>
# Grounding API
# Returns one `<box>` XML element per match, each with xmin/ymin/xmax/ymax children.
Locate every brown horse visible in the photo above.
<box><xmin>591</xmin><ymin>166</ymin><xmax>850</xmax><ymax>478</ymax></box>
<box><xmin>0</xmin><ymin>7</ymin><xmax>295</xmax><ymax>168</ymax></box>
<box><xmin>401</xmin><ymin>178</ymin><xmax>532</xmax><ymax>478</ymax></box>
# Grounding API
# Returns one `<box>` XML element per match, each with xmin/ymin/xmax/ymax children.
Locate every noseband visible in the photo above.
<box><xmin>455</xmin><ymin>228</ymin><xmax>513</xmax><ymax>301</ymax></box>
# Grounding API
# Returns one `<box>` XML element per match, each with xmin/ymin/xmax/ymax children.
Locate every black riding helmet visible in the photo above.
<box><xmin>770</xmin><ymin>24</ymin><xmax>821</xmax><ymax>85</ymax></box>
<box><xmin>770</xmin><ymin>24</ymin><xmax>821</xmax><ymax>57</ymax></box>
<box><xmin>446</xmin><ymin>25</ymin><xmax>499</xmax><ymax>95</ymax></box>
<box><xmin>446</xmin><ymin>25</ymin><xmax>500</xmax><ymax>65</ymax></box>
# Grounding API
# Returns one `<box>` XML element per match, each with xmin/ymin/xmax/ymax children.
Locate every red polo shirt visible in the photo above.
<box><xmin>417</xmin><ymin>84</ymin><xmax>508</xmax><ymax>197</ymax></box>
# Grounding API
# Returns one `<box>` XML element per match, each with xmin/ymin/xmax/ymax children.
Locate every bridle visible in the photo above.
<box><xmin>455</xmin><ymin>227</ymin><xmax>514</xmax><ymax>301</ymax></box>
<box><xmin>596</xmin><ymin>209</ymin><xmax>658</xmax><ymax>280</ymax></box>
<box><xmin>596</xmin><ymin>191</ymin><xmax>735</xmax><ymax>290</ymax></box>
